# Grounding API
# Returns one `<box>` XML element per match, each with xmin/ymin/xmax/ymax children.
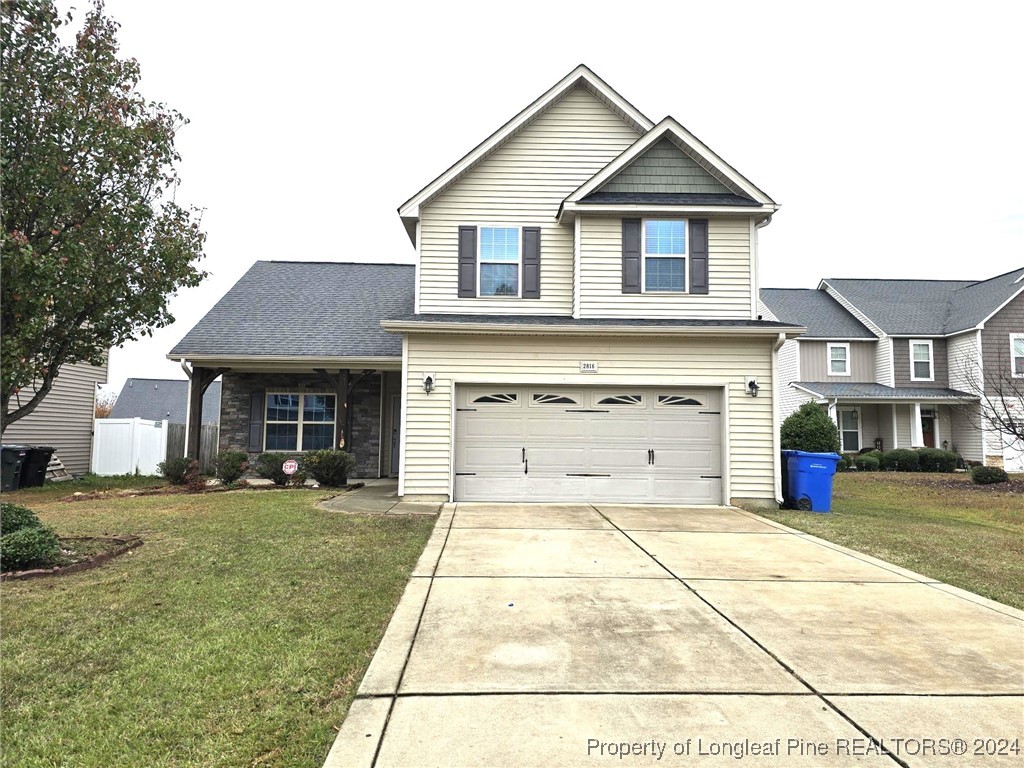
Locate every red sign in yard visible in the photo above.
<box><xmin>282</xmin><ymin>459</ymin><xmax>299</xmax><ymax>475</ymax></box>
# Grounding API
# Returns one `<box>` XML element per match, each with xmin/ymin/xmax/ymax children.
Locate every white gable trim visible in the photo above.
<box><xmin>563</xmin><ymin>117</ymin><xmax>776</xmax><ymax>208</ymax></box>
<box><xmin>397</xmin><ymin>65</ymin><xmax>653</xmax><ymax>223</ymax></box>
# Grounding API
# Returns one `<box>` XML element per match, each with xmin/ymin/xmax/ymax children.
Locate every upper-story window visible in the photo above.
<box><xmin>643</xmin><ymin>219</ymin><xmax>687</xmax><ymax>292</ymax></box>
<box><xmin>479</xmin><ymin>226</ymin><xmax>520</xmax><ymax>297</ymax></box>
<box><xmin>827</xmin><ymin>343</ymin><xmax>850</xmax><ymax>376</ymax></box>
<box><xmin>910</xmin><ymin>340</ymin><xmax>934</xmax><ymax>381</ymax></box>
<box><xmin>1012</xmin><ymin>334</ymin><xmax>1024</xmax><ymax>377</ymax></box>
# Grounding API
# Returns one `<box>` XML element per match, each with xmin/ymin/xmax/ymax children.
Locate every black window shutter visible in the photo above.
<box><xmin>621</xmin><ymin>219</ymin><xmax>641</xmax><ymax>294</ymax></box>
<box><xmin>689</xmin><ymin>219</ymin><xmax>709</xmax><ymax>294</ymax></box>
<box><xmin>248</xmin><ymin>393</ymin><xmax>264</xmax><ymax>452</ymax></box>
<box><xmin>458</xmin><ymin>226</ymin><xmax>477</xmax><ymax>298</ymax></box>
<box><xmin>522</xmin><ymin>227</ymin><xmax>541</xmax><ymax>299</ymax></box>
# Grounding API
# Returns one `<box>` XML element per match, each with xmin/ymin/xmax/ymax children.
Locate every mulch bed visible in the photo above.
<box><xmin>60</xmin><ymin>481</ymin><xmax>365</xmax><ymax>502</ymax></box>
<box><xmin>845</xmin><ymin>473</ymin><xmax>1024</xmax><ymax>494</ymax></box>
<box><xmin>1</xmin><ymin>535</ymin><xmax>143</xmax><ymax>581</ymax></box>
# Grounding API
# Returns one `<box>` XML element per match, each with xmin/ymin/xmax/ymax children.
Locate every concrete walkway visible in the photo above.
<box><xmin>325</xmin><ymin>504</ymin><xmax>1024</xmax><ymax>767</ymax></box>
<box><xmin>318</xmin><ymin>479</ymin><xmax>441</xmax><ymax>516</ymax></box>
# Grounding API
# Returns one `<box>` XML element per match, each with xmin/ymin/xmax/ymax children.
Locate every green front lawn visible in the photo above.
<box><xmin>758</xmin><ymin>472</ymin><xmax>1024</xmax><ymax>610</ymax></box>
<box><xmin>1</xmin><ymin>481</ymin><xmax>435</xmax><ymax>767</ymax></box>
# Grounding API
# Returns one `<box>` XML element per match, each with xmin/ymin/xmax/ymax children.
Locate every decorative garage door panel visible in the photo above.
<box><xmin>454</xmin><ymin>387</ymin><xmax>722</xmax><ymax>503</ymax></box>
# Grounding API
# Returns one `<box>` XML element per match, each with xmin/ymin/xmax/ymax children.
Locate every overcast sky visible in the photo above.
<box><xmin>92</xmin><ymin>0</ymin><xmax>1023</xmax><ymax>393</ymax></box>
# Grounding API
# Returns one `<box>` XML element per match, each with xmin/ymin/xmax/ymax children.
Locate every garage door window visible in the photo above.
<box><xmin>531</xmin><ymin>393</ymin><xmax>579</xmax><ymax>405</ymax></box>
<box><xmin>472</xmin><ymin>393</ymin><xmax>518</xmax><ymax>405</ymax></box>
<box><xmin>657</xmin><ymin>394</ymin><xmax>704</xmax><ymax>407</ymax></box>
<box><xmin>595</xmin><ymin>394</ymin><xmax>644</xmax><ymax>406</ymax></box>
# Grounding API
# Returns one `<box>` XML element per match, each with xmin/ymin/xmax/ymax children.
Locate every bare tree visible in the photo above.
<box><xmin>952</xmin><ymin>348</ymin><xmax>1024</xmax><ymax>449</ymax></box>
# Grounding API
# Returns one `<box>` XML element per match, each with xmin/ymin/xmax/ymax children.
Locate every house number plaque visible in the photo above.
<box><xmin>580</xmin><ymin>361</ymin><xmax>599</xmax><ymax>373</ymax></box>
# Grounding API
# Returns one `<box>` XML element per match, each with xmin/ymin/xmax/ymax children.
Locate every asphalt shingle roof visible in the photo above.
<box><xmin>759</xmin><ymin>289</ymin><xmax>875</xmax><ymax>338</ymax></box>
<box><xmin>823</xmin><ymin>269</ymin><xmax>1024</xmax><ymax>335</ymax></box>
<box><xmin>794</xmin><ymin>382</ymin><xmax>977</xmax><ymax>400</ymax></box>
<box><xmin>578</xmin><ymin>192</ymin><xmax>761</xmax><ymax>206</ymax></box>
<box><xmin>109</xmin><ymin>379</ymin><xmax>221</xmax><ymax>424</ymax></box>
<box><xmin>170</xmin><ymin>261</ymin><xmax>414</xmax><ymax>358</ymax></box>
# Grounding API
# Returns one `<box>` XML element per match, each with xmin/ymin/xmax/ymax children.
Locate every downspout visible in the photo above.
<box><xmin>180</xmin><ymin>359</ymin><xmax>192</xmax><ymax>459</ymax></box>
<box><xmin>771</xmin><ymin>332</ymin><xmax>785</xmax><ymax>503</ymax></box>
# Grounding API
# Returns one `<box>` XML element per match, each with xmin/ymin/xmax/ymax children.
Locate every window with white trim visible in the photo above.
<box><xmin>838</xmin><ymin>407</ymin><xmax>861</xmax><ymax>452</ymax></box>
<box><xmin>642</xmin><ymin>219</ymin><xmax>687</xmax><ymax>292</ymax></box>
<box><xmin>1012</xmin><ymin>334</ymin><xmax>1024</xmax><ymax>378</ymax></box>
<box><xmin>265</xmin><ymin>393</ymin><xmax>336</xmax><ymax>451</ymax></box>
<box><xmin>827</xmin><ymin>343</ymin><xmax>850</xmax><ymax>376</ymax></box>
<box><xmin>478</xmin><ymin>226</ymin><xmax>520</xmax><ymax>297</ymax></box>
<box><xmin>910</xmin><ymin>340</ymin><xmax>934</xmax><ymax>381</ymax></box>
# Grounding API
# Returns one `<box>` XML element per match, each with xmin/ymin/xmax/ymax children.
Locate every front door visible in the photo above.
<box><xmin>921</xmin><ymin>415</ymin><xmax>935</xmax><ymax>448</ymax></box>
<box><xmin>390</xmin><ymin>395</ymin><xmax>401</xmax><ymax>476</ymax></box>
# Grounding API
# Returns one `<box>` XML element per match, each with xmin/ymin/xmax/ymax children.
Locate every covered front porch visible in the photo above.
<box><xmin>792</xmin><ymin>383</ymin><xmax>982</xmax><ymax>460</ymax></box>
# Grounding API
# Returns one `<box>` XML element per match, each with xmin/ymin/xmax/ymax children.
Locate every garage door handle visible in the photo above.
<box><xmin>524</xmin><ymin>459</ymin><xmax>528</xmax><ymax>475</ymax></box>
<box><xmin>522</xmin><ymin>447</ymin><xmax>525</xmax><ymax>463</ymax></box>
<box><xmin>648</xmin><ymin>449</ymin><xmax>655</xmax><ymax>465</ymax></box>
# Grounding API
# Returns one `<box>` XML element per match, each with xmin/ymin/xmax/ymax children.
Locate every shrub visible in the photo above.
<box><xmin>918</xmin><ymin>448</ymin><xmax>958</xmax><ymax>473</ymax></box>
<box><xmin>854</xmin><ymin>454</ymin><xmax>880</xmax><ymax>472</ymax></box>
<box><xmin>1</xmin><ymin>502</ymin><xmax>42</xmax><ymax>535</ymax></box>
<box><xmin>837</xmin><ymin>455</ymin><xmax>853</xmax><ymax>472</ymax></box>
<box><xmin>158</xmin><ymin>457</ymin><xmax>193</xmax><ymax>485</ymax></box>
<box><xmin>214</xmin><ymin>451</ymin><xmax>249</xmax><ymax>484</ymax></box>
<box><xmin>301</xmin><ymin>449</ymin><xmax>357</xmax><ymax>487</ymax></box>
<box><xmin>860</xmin><ymin>450</ymin><xmax>883</xmax><ymax>462</ymax></box>
<box><xmin>1</xmin><ymin>526</ymin><xmax>61</xmax><ymax>572</ymax></box>
<box><xmin>972</xmin><ymin>465</ymin><xmax>1009</xmax><ymax>485</ymax></box>
<box><xmin>183</xmin><ymin>460</ymin><xmax>206</xmax><ymax>493</ymax></box>
<box><xmin>780</xmin><ymin>403</ymin><xmax>840</xmax><ymax>454</ymax></box>
<box><xmin>879</xmin><ymin>449</ymin><xmax>920</xmax><ymax>472</ymax></box>
<box><xmin>254</xmin><ymin>453</ymin><xmax>306</xmax><ymax>486</ymax></box>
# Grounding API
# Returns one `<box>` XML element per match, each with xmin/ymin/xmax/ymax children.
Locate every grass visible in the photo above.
<box><xmin>1</xmin><ymin>479</ymin><xmax>435</xmax><ymax>767</ymax></box>
<box><xmin>758</xmin><ymin>472</ymin><xmax>1024</xmax><ymax>610</ymax></box>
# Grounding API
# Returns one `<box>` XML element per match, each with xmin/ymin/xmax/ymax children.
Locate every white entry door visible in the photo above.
<box><xmin>454</xmin><ymin>387</ymin><xmax>723</xmax><ymax>504</ymax></box>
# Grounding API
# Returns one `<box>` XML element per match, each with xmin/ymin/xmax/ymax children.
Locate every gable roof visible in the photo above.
<box><xmin>169</xmin><ymin>261</ymin><xmax>414</xmax><ymax>360</ymax></box>
<box><xmin>397</xmin><ymin>64</ymin><xmax>653</xmax><ymax>241</ymax></box>
<box><xmin>821</xmin><ymin>268</ymin><xmax>1024</xmax><ymax>335</ymax></box>
<box><xmin>110</xmin><ymin>379</ymin><xmax>221</xmax><ymax>424</ymax></box>
<box><xmin>759</xmin><ymin>288</ymin><xmax>875</xmax><ymax>339</ymax></box>
<box><xmin>562</xmin><ymin>116</ymin><xmax>776</xmax><ymax>215</ymax></box>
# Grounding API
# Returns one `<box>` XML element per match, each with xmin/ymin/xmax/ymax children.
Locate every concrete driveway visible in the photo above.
<box><xmin>325</xmin><ymin>504</ymin><xmax>1024</xmax><ymax>767</ymax></box>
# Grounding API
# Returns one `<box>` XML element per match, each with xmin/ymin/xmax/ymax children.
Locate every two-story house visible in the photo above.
<box><xmin>170</xmin><ymin>66</ymin><xmax>803</xmax><ymax>507</ymax></box>
<box><xmin>761</xmin><ymin>269</ymin><xmax>1024</xmax><ymax>471</ymax></box>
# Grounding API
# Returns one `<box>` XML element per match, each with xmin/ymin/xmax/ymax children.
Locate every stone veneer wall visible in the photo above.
<box><xmin>219</xmin><ymin>372</ymin><xmax>382</xmax><ymax>478</ymax></box>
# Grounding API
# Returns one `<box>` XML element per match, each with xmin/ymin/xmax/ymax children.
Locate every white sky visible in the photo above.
<box><xmin>93</xmin><ymin>0</ymin><xmax>1023</xmax><ymax>393</ymax></box>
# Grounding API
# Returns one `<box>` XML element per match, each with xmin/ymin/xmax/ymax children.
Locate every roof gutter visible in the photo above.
<box><xmin>381</xmin><ymin>320</ymin><xmax>805</xmax><ymax>339</ymax></box>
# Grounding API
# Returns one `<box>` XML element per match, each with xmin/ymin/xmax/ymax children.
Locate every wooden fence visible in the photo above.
<box><xmin>166</xmin><ymin>423</ymin><xmax>219</xmax><ymax>473</ymax></box>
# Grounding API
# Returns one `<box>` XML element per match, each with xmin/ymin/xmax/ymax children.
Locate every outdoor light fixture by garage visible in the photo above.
<box><xmin>746</xmin><ymin>377</ymin><xmax>760</xmax><ymax>397</ymax></box>
<box><xmin>422</xmin><ymin>373</ymin><xmax>435</xmax><ymax>394</ymax></box>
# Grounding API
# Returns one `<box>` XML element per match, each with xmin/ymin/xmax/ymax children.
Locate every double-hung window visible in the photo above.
<box><xmin>910</xmin><ymin>340</ymin><xmax>934</xmax><ymax>381</ymax></box>
<box><xmin>478</xmin><ymin>226</ymin><xmax>520</xmax><ymax>297</ymax></box>
<box><xmin>1012</xmin><ymin>334</ymin><xmax>1024</xmax><ymax>377</ymax></box>
<box><xmin>827</xmin><ymin>343</ymin><xmax>850</xmax><ymax>376</ymax></box>
<box><xmin>643</xmin><ymin>219</ymin><xmax>687</xmax><ymax>292</ymax></box>
<box><xmin>265</xmin><ymin>392</ymin><xmax>336</xmax><ymax>451</ymax></box>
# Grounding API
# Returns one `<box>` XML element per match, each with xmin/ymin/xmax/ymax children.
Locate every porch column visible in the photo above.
<box><xmin>186</xmin><ymin>366</ymin><xmax>207</xmax><ymax>459</ymax></box>
<box><xmin>911</xmin><ymin>401</ymin><xmax>924</xmax><ymax>447</ymax></box>
<box><xmin>337</xmin><ymin>369</ymin><xmax>349</xmax><ymax>450</ymax></box>
<box><xmin>828</xmin><ymin>400</ymin><xmax>838</xmax><ymax>427</ymax></box>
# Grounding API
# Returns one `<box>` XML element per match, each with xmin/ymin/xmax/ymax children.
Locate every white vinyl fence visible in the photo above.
<box><xmin>91</xmin><ymin>418</ymin><xmax>169</xmax><ymax>476</ymax></box>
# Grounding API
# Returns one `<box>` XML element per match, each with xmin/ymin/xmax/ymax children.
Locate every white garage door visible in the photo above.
<box><xmin>1005</xmin><ymin>439</ymin><xmax>1024</xmax><ymax>473</ymax></box>
<box><xmin>454</xmin><ymin>386</ymin><xmax>723</xmax><ymax>503</ymax></box>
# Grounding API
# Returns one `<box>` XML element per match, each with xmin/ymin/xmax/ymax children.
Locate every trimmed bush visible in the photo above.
<box><xmin>780</xmin><ymin>403</ymin><xmax>840</xmax><ymax>454</ymax></box>
<box><xmin>1</xmin><ymin>526</ymin><xmax>61</xmax><ymax>572</ymax></box>
<box><xmin>880</xmin><ymin>449</ymin><xmax>920</xmax><ymax>472</ymax></box>
<box><xmin>837</xmin><ymin>456</ymin><xmax>853</xmax><ymax>472</ymax></box>
<box><xmin>854</xmin><ymin>454</ymin><xmax>880</xmax><ymax>472</ymax></box>
<box><xmin>301</xmin><ymin>449</ymin><xmax>357</xmax><ymax>487</ymax></box>
<box><xmin>158</xmin><ymin>457</ymin><xmax>193</xmax><ymax>485</ymax></box>
<box><xmin>918</xmin><ymin>448</ymin><xmax>958</xmax><ymax>473</ymax></box>
<box><xmin>1</xmin><ymin>502</ymin><xmax>43</xmax><ymax>535</ymax></box>
<box><xmin>254</xmin><ymin>453</ymin><xmax>306</xmax><ymax>486</ymax></box>
<box><xmin>214</xmin><ymin>451</ymin><xmax>249</xmax><ymax>484</ymax></box>
<box><xmin>972</xmin><ymin>465</ymin><xmax>1009</xmax><ymax>485</ymax></box>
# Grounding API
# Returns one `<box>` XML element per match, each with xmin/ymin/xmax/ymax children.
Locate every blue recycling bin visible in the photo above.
<box><xmin>784</xmin><ymin>450</ymin><xmax>841</xmax><ymax>512</ymax></box>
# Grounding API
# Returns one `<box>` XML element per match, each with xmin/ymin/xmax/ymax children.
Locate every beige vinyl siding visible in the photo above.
<box><xmin>981</xmin><ymin>293</ymin><xmax>1024</xmax><ymax>396</ymax></box>
<box><xmin>800</xmin><ymin>340</ymin><xmax>876</xmax><ymax>382</ymax></box>
<box><xmin>893</xmin><ymin>338</ymin><xmax>948</xmax><ymax>387</ymax></box>
<box><xmin>418</xmin><ymin>86</ymin><xmax>640</xmax><ymax>315</ymax></box>
<box><xmin>2</xmin><ymin>358</ymin><xmax>108</xmax><ymax>475</ymax></box>
<box><xmin>872</xmin><ymin>337</ymin><xmax>892</xmax><ymax>387</ymax></box>
<box><xmin>402</xmin><ymin>333</ymin><xmax>777</xmax><ymax>502</ymax></box>
<box><xmin>947</xmin><ymin>331</ymin><xmax>982</xmax><ymax>392</ymax></box>
<box><xmin>578</xmin><ymin>216</ymin><xmax>753</xmax><ymax>318</ymax></box>
<box><xmin>894</xmin><ymin>404</ymin><xmax>913</xmax><ymax>448</ymax></box>
<box><xmin>951</xmin><ymin>402</ymin><xmax>983</xmax><ymax>460</ymax></box>
<box><xmin>777</xmin><ymin>339</ymin><xmax>811</xmax><ymax>419</ymax></box>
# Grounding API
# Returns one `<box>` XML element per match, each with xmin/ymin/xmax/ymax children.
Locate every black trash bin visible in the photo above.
<box><xmin>19</xmin><ymin>445</ymin><xmax>55</xmax><ymax>488</ymax></box>
<box><xmin>1</xmin><ymin>445</ymin><xmax>30</xmax><ymax>492</ymax></box>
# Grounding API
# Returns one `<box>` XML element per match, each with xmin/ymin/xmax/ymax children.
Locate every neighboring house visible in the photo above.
<box><xmin>1</xmin><ymin>358</ymin><xmax>108</xmax><ymax>475</ymax></box>
<box><xmin>110</xmin><ymin>378</ymin><xmax>221</xmax><ymax>425</ymax></box>
<box><xmin>170</xmin><ymin>65</ymin><xmax>803</xmax><ymax>506</ymax></box>
<box><xmin>761</xmin><ymin>268</ymin><xmax>1024</xmax><ymax>470</ymax></box>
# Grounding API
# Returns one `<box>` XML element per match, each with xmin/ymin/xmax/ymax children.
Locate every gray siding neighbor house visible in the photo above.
<box><xmin>761</xmin><ymin>268</ymin><xmax>1024</xmax><ymax>470</ymax></box>
<box><xmin>1</xmin><ymin>358</ymin><xmax>108</xmax><ymax>475</ymax></box>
